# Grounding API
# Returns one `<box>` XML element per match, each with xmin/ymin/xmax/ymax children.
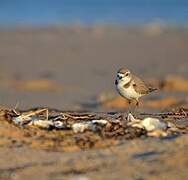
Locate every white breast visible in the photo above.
<box><xmin>116</xmin><ymin>81</ymin><xmax>141</xmax><ymax>100</ymax></box>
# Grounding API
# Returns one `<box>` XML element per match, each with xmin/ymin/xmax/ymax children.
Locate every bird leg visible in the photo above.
<box><xmin>124</xmin><ymin>100</ymin><xmax>139</xmax><ymax>120</ymax></box>
<box><xmin>129</xmin><ymin>99</ymin><xmax>139</xmax><ymax>116</ymax></box>
<box><xmin>128</xmin><ymin>100</ymin><xmax>132</xmax><ymax>112</ymax></box>
<box><xmin>123</xmin><ymin>100</ymin><xmax>131</xmax><ymax>120</ymax></box>
<box><xmin>133</xmin><ymin>99</ymin><xmax>140</xmax><ymax>117</ymax></box>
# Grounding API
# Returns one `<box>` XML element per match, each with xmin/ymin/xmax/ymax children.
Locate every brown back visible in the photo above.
<box><xmin>132</xmin><ymin>75</ymin><xmax>150</xmax><ymax>95</ymax></box>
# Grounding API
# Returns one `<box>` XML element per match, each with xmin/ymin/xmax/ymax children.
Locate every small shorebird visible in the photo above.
<box><xmin>115</xmin><ymin>68</ymin><xmax>157</xmax><ymax>107</ymax></box>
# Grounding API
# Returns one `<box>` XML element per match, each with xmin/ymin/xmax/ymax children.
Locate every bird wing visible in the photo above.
<box><xmin>132</xmin><ymin>75</ymin><xmax>150</xmax><ymax>95</ymax></box>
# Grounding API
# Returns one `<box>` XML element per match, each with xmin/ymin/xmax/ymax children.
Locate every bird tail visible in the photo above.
<box><xmin>148</xmin><ymin>87</ymin><xmax>158</xmax><ymax>93</ymax></box>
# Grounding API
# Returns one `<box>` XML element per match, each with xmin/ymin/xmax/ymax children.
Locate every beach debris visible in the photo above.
<box><xmin>13</xmin><ymin>109</ymin><xmax>48</xmax><ymax>126</ymax></box>
<box><xmin>141</xmin><ymin>117</ymin><xmax>167</xmax><ymax>131</ymax></box>
<box><xmin>92</xmin><ymin>119</ymin><xmax>108</xmax><ymax>125</ymax></box>
<box><xmin>12</xmin><ymin>108</ymin><xmax>70</xmax><ymax>130</ymax></box>
<box><xmin>29</xmin><ymin>119</ymin><xmax>54</xmax><ymax>129</ymax></box>
<box><xmin>0</xmin><ymin>107</ymin><xmax>187</xmax><ymax>140</ymax></box>
<box><xmin>72</xmin><ymin>120</ymin><xmax>108</xmax><ymax>133</ymax></box>
<box><xmin>72</xmin><ymin>123</ymin><xmax>90</xmax><ymax>133</ymax></box>
<box><xmin>127</xmin><ymin>113</ymin><xmax>167</xmax><ymax>135</ymax></box>
<box><xmin>140</xmin><ymin>108</ymin><xmax>188</xmax><ymax>119</ymax></box>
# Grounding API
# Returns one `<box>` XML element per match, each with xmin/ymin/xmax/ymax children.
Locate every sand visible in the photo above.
<box><xmin>0</xmin><ymin>25</ymin><xmax>187</xmax><ymax>179</ymax></box>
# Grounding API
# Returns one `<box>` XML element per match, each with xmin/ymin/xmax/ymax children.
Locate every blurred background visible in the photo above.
<box><xmin>0</xmin><ymin>0</ymin><xmax>188</xmax><ymax>25</ymax></box>
<box><xmin>0</xmin><ymin>0</ymin><xmax>188</xmax><ymax>110</ymax></box>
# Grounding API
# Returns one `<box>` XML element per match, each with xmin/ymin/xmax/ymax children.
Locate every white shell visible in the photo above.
<box><xmin>127</xmin><ymin>114</ymin><xmax>167</xmax><ymax>131</ymax></box>
<box><xmin>91</xmin><ymin>120</ymin><xmax>108</xmax><ymax>124</ymax></box>
<box><xmin>29</xmin><ymin>120</ymin><xmax>53</xmax><ymax>129</ymax></box>
<box><xmin>141</xmin><ymin>117</ymin><xmax>167</xmax><ymax>131</ymax></box>
<box><xmin>72</xmin><ymin>123</ymin><xmax>89</xmax><ymax>133</ymax></box>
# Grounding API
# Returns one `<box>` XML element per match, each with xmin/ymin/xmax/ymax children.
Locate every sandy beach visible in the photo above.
<box><xmin>0</xmin><ymin>25</ymin><xmax>187</xmax><ymax>179</ymax></box>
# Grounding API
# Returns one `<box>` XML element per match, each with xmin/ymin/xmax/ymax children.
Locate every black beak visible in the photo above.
<box><xmin>118</xmin><ymin>75</ymin><xmax>122</xmax><ymax>80</ymax></box>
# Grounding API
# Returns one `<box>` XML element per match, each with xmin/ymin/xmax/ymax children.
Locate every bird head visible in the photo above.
<box><xmin>116</xmin><ymin>68</ymin><xmax>131</xmax><ymax>84</ymax></box>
